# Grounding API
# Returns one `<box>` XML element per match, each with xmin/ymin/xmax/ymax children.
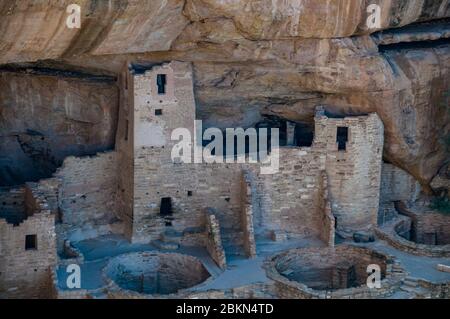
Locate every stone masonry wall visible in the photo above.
<box><xmin>375</xmin><ymin>202</ymin><xmax>450</xmax><ymax>257</ymax></box>
<box><xmin>123</xmin><ymin>61</ymin><xmax>384</xmax><ymax>248</ymax></box>
<box><xmin>54</xmin><ymin>152</ymin><xmax>120</xmax><ymax>242</ymax></box>
<box><xmin>249</xmin><ymin>147</ymin><xmax>327</xmax><ymax>241</ymax></box>
<box><xmin>240</xmin><ymin>171</ymin><xmax>257</xmax><ymax>258</ymax></box>
<box><xmin>131</xmin><ymin>61</ymin><xmax>196</xmax><ymax>242</ymax></box>
<box><xmin>267</xmin><ymin>246</ymin><xmax>404</xmax><ymax>299</ymax></box>
<box><xmin>0</xmin><ymin>183</ymin><xmax>56</xmax><ymax>298</ymax></box>
<box><xmin>396</xmin><ymin>202</ymin><xmax>450</xmax><ymax>245</ymax></box>
<box><xmin>375</xmin><ymin>218</ymin><xmax>450</xmax><ymax>258</ymax></box>
<box><xmin>316</xmin><ymin>110</ymin><xmax>384</xmax><ymax>237</ymax></box>
<box><xmin>416</xmin><ymin>212</ymin><xmax>450</xmax><ymax>245</ymax></box>
<box><xmin>379</xmin><ymin>163</ymin><xmax>421</xmax><ymax>225</ymax></box>
<box><xmin>380</xmin><ymin>163</ymin><xmax>421</xmax><ymax>204</ymax></box>
<box><xmin>204</xmin><ymin>208</ymin><xmax>227</xmax><ymax>269</ymax></box>
<box><xmin>130</xmin><ymin>62</ymin><xmax>247</xmax><ymax>243</ymax></box>
<box><xmin>116</xmin><ymin>64</ymin><xmax>135</xmax><ymax>240</ymax></box>
<box><xmin>318</xmin><ymin>171</ymin><xmax>335</xmax><ymax>246</ymax></box>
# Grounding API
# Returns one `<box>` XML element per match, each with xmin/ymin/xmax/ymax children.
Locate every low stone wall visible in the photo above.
<box><xmin>375</xmin><ymin>218</ymin><xmax>450</xmax><ymax>258</ymax></box>
<box><xmin>54</xmin><ymin>151</ymin><xmax>121</xmax><ymax>242</ymax></box>
<box><xmin>378</xmin><ymin>164</ymin><xmax>420</xmax><ymax>225</ymax></box>
<box><xmin>106</xmin><ymin>282</ymin><xmax>276</xmax><ymax>299</ymax></box>
<box><xmin>241</xmin><ymin>171</ymin><xmax>257</xmax><ymax>258</ymax></box>
<box><xmin>249</xmin><ymin>147</ymin><xmax>327</xmax><ymax>240</ymax></box>
<box><xmin>204</xmin><ymin>208</ymin><xmax>227</xmax><ymax>269</ymax></box>
<box><xmin>395</xmin><ymin>202</ymin><xmax>450</xmax><ymax>244</ymax></box>
<box><xmin>417</xmin><ymin>280</ymin><xmax>449</xmax><ymax>299</ymax></box>
<box><xmin>265</xmin><ymin>245</ymin><xmax>405</xmax><ymax>299</ymax></box>
<box><xmin>0</xmin><ymin>183</ymin><xmax>57</xmax><ymax>298</ymax></box>
<box><xmin>318</xmin><ymin>171</ymin><xmax>335</xmax><ymax>247</ymax></box>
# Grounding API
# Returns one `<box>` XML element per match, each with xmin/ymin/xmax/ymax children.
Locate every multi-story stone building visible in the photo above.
<box><xmin>0</xmin><ymin>61</ymin><xmax>399</xmax><ymax>298</ymax></box>
<box><xmin>115</xmin><ymin>61</ymin><xmax>384</xmax><ymax>246</ymax></box>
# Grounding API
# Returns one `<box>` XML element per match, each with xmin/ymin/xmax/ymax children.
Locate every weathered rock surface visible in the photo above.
<box><xmin>0</xmin><ymin>0</ymin><xmax>449</xmax><ymax>189</ymax></box>
<box><xmin>184</xmin><ymin>0</ymin><xmax>450</xmax><ymax>39</ymax></box>
<box><xmin>0</xmin><ymin>70</ymin><xmax>118</xmax><ymax>186</ymax></box>
<box><xmin>431</xmin><ymin>163</ymin><xmax>450</xmax><ymax>194</ymax></box>
<box><xmin>1</xmin><ymin>0</ymin><xmax>449</xmax><ymax>64</ymax></box>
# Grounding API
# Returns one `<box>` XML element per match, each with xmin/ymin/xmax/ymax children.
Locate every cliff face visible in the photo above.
<box><xmin>0</xmin><ymin>0</ymin><xmax>449</xmax><ymax>189</ymax></box>
<box><xmin>0</xmin><ymin>70</ymin><xmax>118</xmax><ymax>186</ymax></box>
<box><xmin>0</xmin><ymin>0</ymin><xmax>448</xmax><ymax>62</ymax></box>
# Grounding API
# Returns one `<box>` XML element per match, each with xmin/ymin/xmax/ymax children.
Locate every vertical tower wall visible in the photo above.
<box><xmin>121</xmin><ymin>61</ymin><xmax>245</xmax><ymax>244</ymax></box>
<box><xmin>116</xmin><ymin>63</ymin><xmax>135</xmax><ymax>240</ymax></box>
<box><xmin>131</xmin><ymin>62</ymin><xmax>196</xmax><ymax>242</ymax></box>
<box><xmin>316</xmin><ymin>111</ymin><xmax>384</xmax><ymax>236</ymax></box>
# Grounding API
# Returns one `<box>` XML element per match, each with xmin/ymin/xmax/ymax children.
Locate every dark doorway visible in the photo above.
<box><xmin>295</xmin><ymin>123</ymin><xmax>314</xmax><ymax>147</ymax></box>
<box><xmin>157</xmin><ymin>74</ymin><xmax>167</xmax><ymax>95</ymax></box>
<box><xmin>336</xmin><ymin>127</ymin><xmax>349</xmax><ymax>151</ymax></box>
<box><xmin>423</xmin><ymin>232</ymin><xmax>437</xmax><ymax>245</ymax></box>
<box><xmin>160</xmin><ymin>197</ymin><xmax>173</xmax><ymax>216</ymax></box>
<box><xmin>25</xmin><ymin>234</ymin><xmax>37</xmax><ymax>250</ymax></box>
<box><xmin>346</xmin><ymin>265</ymin><xmax>357</xmax><ymax>288</ymax></box>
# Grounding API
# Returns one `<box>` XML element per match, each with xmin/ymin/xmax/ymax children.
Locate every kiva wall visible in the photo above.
<box><xmin>380</xmin><ymin>163</ymin><xmax>421</xmax><ymax>204</ymax></box>
<box><xmin>414</xmin><ymin>211</ymin><xmax>450</xmax><ymax>245</ymax></box>
<box><xmin>379</xmin><ymin>163</ymin><xmax>421</xmax><ymax>224</ymax></box>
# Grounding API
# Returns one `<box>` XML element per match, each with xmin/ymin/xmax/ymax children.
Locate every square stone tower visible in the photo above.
<box><xmin>315</xmin><ymin>108</ymin><xmax>385</xmax><ymax>238</ymax></box>
<box><xmin>116</xmin><ymin>61</ymin><xmax>196</xmax><ymax>242</ymax></box>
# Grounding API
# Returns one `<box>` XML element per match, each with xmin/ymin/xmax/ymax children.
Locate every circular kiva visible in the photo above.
<box><xmin>104</xmin><ymin>252</ymin><xmax>210</xmax><ymax>295</ymax></box>
<box><xmin>266</xmin><ymin>245</ymin><xmax>404</xmax><ymax>299</ymax></box>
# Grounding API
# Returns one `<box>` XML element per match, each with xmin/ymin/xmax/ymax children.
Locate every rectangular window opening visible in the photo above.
<box><xmin>294</xmin><ymin>123</ymin><xmax>314</xmax><ymax>147</ymax></box>
<box><xmin>25</xmin><ymin>234</ymin><xmax>37</xmax><ymax>250</ymax></box>
<box><xmin>157</xmin><ymin>74</ymin><xmax>167</xmax><ymax>95</ymax></box>
<box><xmin>336</xmin><ymin>127</ymin><xmax>349</xmax><ymax>151</ymax></box>
<box><xmin>155</xmin><ymin>109</ymin><xmax>163</xmax><ymax>116</ymax></box>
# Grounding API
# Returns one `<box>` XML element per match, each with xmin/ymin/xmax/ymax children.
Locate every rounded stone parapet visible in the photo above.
<box><xmin>103</xmin><ymin>251</ymin><xmax>211</xmax><ymax>298</ymax></box>
<box><xmin>265</xmin><ymin>245</ymin><xmax>405</xmax><ymax>299</ymax></box>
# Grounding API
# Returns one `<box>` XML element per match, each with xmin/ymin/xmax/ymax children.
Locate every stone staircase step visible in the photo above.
<box><xmin>220</xmin><ymin>227</ymin><xmax>246</xmax><ymax>258</ymax></box>
<box><xmin>151</xmin><ymin>240</ymin><xmax>179</xmax><ymax>251</ymax></box>
<box><xmin>223</xmin><ymin>244</ymin><xmax>245</xmax><ymax>256</ymax></box>
<box><xmin>403</xmin><ymin>277</ymin><xmax>419</xmax><ymax>287</ymax></box>
<box><xmin>400</xmin><ymin>286</ymin><xmax>428</xmax><ymax>299</ymax></box>
<box><xmin>159</xmin><ymin>230</ymin><xmax>183</xmax><ymax>243</ymax></box>
<box><xmin>401</xmin><ymin>286</ymin><xmax>418</xmax><ymax>293</ymax></box>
